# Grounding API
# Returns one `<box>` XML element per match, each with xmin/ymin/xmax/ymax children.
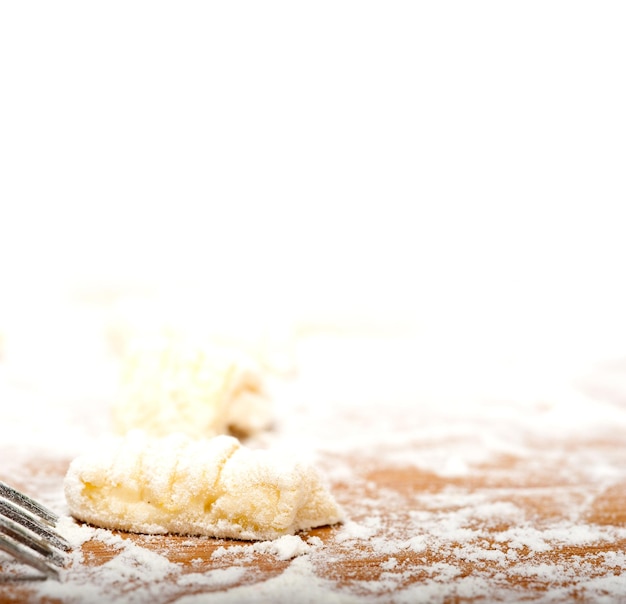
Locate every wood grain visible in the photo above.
<box><xmin>2</xmin><ymin>435</ymin><xmax>626</xmax><ymax>602</ymax></box>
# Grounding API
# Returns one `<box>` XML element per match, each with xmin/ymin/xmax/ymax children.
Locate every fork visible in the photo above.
<box><xmin>0</xmin><ymin>481</ymin><xmax>70</xmax><ymax>580</ymax></box>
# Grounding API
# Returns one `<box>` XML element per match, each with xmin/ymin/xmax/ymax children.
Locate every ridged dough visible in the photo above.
<box><xmin>64</xmin><ymin>432</ymin><xmax>344</xmax><ymax>541</ymax></box>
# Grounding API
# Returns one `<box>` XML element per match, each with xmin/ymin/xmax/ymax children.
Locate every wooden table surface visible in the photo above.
<box><xmin>2</xmin><ymin>432</ymin><xmax>626</xmax><ymax>603</ymax></box>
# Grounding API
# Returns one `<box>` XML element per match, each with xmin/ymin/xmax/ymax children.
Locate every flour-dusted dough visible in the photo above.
<box><xmin>112</xmin><ymin>336</ymin><xmax>272</xmax><ymax>439</ymax></box>
<box><xmin>64</xmin><ymin>431</ymin><xmax>344</xmax><ymax>541</ymax></box>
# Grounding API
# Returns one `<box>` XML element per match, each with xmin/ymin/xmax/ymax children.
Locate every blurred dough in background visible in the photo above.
<box><xmin>112</xmin><ymin>333</ymin><xmax>273</xmax><ymax>440</ymax></box>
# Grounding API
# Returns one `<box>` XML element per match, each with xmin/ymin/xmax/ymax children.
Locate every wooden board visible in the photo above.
<box><xmin>2</xmin><ymin>433</ymin><xmax>626</xmax><ymax>603</ymax></box>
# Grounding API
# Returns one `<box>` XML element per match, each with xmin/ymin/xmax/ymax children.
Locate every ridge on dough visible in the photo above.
<box><xmin>64</xmin><ymin>431</ymin><xmax>344</xmax><ymax>541</ymax></box>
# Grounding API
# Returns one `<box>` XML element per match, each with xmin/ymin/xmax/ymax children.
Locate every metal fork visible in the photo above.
<box><xmin>0</xmin><ymin>481</ymin><xmax>70</xmax><ymax>580</ymax></box>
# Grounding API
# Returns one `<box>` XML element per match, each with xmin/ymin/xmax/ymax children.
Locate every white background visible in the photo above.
<box><xmin>1</xmin><ymin>2</ymin><xmax>625</xmax><ymax>369</ymax></box>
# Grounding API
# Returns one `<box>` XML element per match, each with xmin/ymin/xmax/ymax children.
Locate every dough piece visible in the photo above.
<box><xmin>64</xmin><ymin>431</ymin><xmax>344</xmax><ymax>541</ymax></box>
<box><xmin>112</xmin><ymin>336</ymin><xmax>272</xmax><ymax>439</ymax></box>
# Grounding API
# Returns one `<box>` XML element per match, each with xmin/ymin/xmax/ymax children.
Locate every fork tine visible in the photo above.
<box><xmin>0</xmin><ymin>516</ymin><xmax>65</xmax><ymax>576</ymax></box>
<box><xmin>0</xmin><ymin>526</ymin><xmax>60</xmax><ymax>580</ymax></box>
<box><xmin>0</xmin><ymin>499</ymin><xmax>70</xmax><ymax>553</ymax></box>
<box><xmin>0</xmin><ymin>514</ymin><xmax>67</xmax><ymax>568</ymax></box>
<box><xmin>0</xmin><ymin>481</ymin><xmax>58</xmax><ymax>526</ymax></box>
<box><xmin>0</xmin><ymin>482</ymin><xmax>70</xmax><ymax>580</ymax></box>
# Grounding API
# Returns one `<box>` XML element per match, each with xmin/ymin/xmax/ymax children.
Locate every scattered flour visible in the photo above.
<box><xmin>173</xmin><ymin>556</ymin><xmax>365</xmax><ymax>604</ymax></box>
<box><xmin>212</xmin><ymin>535</ymin><xmax>312</xmax><ymax>562</ymax></box>
<box><xmin>3</xmin><ymin>325</ymin><xmax>626</xmax><ymax>601</ymax></box>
